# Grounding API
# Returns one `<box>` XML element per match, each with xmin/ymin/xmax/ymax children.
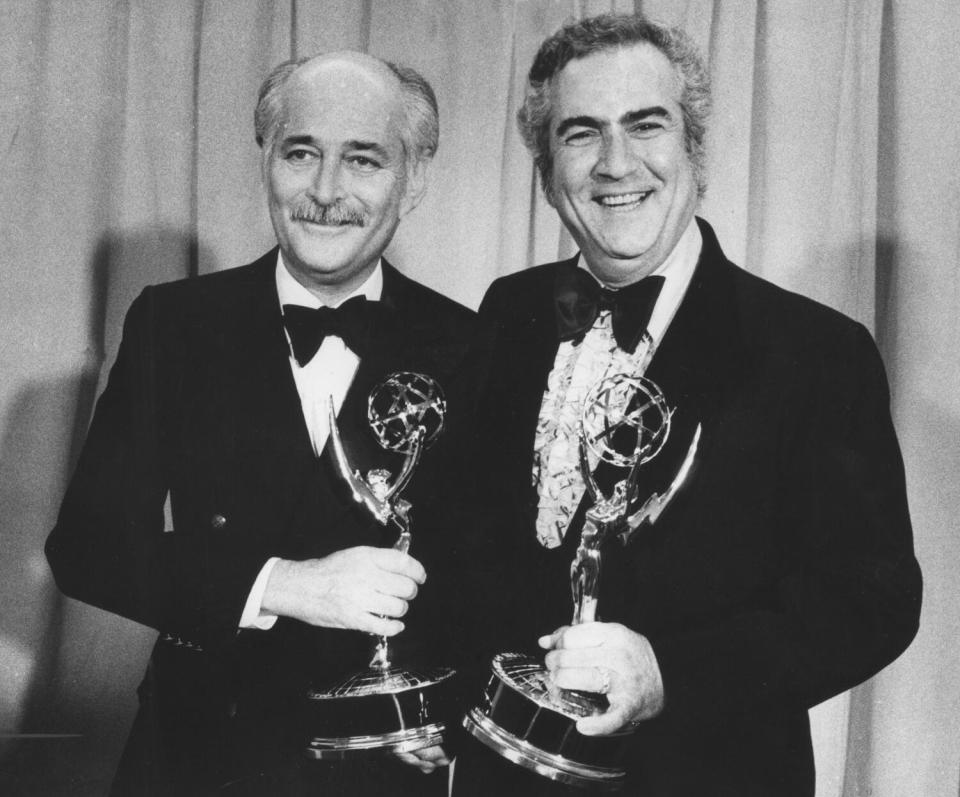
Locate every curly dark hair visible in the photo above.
<box><xmin>517</xmin><ymin>13</ymin><xmax>711</xmax><ymax>200</ymax></box>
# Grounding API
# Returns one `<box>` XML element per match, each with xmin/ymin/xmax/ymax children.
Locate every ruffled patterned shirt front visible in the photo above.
<box><xmin>531</xmin><ymin>312</ymin><xmax>654</xmax><ymax>549</ymax></box>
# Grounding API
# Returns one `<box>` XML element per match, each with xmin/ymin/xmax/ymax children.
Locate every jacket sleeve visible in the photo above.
<box><xmin>649</xmin><ymin>323</ymin><xmax>922</xmax><ymax>733</ymax></box>
<box><xmin>45</xmin><ymin>288</ymin><xmax>266</xmax><ymax>650</ymax></box>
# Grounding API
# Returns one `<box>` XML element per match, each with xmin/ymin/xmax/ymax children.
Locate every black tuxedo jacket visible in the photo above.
<box><xmin>46</xmin><ymin>250</ymin><xmax>482</xmax><ymax>795</ymax></box>
<box><xmin>458</xmin><ymin>219</ymin><xmax>921</xmax><ymax>797</ymax></box>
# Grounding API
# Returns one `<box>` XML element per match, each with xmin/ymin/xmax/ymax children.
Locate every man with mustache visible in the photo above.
<box><xmin>456</xmin><ymin>13</ymin><xmax>921</xmax><ymax>796</ymax></box>
<box><xmin>46</xmin><ymin>51</ymin><xmax>477</xmax><ymax>795</ymax></box>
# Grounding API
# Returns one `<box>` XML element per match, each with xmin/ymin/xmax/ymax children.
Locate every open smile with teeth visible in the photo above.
<box><xmin>595</xmin><ymin>191</ymin><xmax>652</xmax><ymax>209</ymax></box>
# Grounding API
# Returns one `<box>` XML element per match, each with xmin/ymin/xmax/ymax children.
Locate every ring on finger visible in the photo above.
<box><xmin>595</xmin><ymin>666</ymin><xmax>611</xmax><ymax>695</ymax></box>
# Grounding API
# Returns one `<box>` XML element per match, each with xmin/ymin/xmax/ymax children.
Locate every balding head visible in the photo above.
<box><xmin>255</xmin><ymin>51</ymin><xmax>438</xmax><ymax>174</ymax></box>
<box><xmin>257</xmin><ymin>50</ymin><xmax>437</xmax><ymax>302</ymax></box>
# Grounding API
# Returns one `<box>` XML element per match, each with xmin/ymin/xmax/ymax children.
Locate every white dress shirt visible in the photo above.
<box><xmin>238</xmin><ymin>255</ymin><xmax>384</xmax><ymax>629</ymax></box>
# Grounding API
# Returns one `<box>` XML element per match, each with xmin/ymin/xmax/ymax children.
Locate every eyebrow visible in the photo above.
<box><xmin>345</xmin><ymin>140</ymin><xmax>391</xmax><ymax>160</ymax></box>
<box><xmin>555</xmin><ymin>106</ymin><xmax>671</xmax><ymax>137</ymax></box>
<box><xmin>622</xmin><ymin>107</ymin><xmax>670</xmax><ymax>126</ymax></box>
<box><xmin>279</xmin><ymin>134</ymin><xmax>317</xmax><ymax>148</ymax></box>
<box><xmin>278</xmin><ymin>134</ymin><xmax>391</xmax><ymax>160</ymax></box>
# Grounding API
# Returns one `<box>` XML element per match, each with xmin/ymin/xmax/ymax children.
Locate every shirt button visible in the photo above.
<box><xmin>210</xmin><ymin>514</ymin><xmax>227</xmax><ymax>529</ymax></box>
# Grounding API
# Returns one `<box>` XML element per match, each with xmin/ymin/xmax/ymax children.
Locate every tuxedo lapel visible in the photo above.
<box><xmin>211</xmin><ymin>252</ymin><xmax>322</xmax><ymax>542</ymax></box>
<box><xmin>328</xmin><ymin>310</ymin><xmax>405</xmax><ymax>500</ymax></box>
<box><xmin>485</xmin><ymin>262</ymin><xmax>570</xmax><ymax>526</ymax></box>
<box><xmin>629</xmin><ymin>220</ymin><xmax>746</xmax><ymax>534</ymax></box>
<box><xmin>646</xmin><ymin>220</ymin><xmax>745</xmax><ymax>440</ymax></box>
<box><xmin>318</xmin><ymin>261</ymin><xmax>477</xmax><ymax>539</ymax></box>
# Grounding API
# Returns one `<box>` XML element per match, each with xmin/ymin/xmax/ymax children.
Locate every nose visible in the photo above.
<box><xmin>594</xmin><ymin>130</ymin><xmax>636</xmax><ymax>181</ymax></box>
<box><xmin>308</xmin><ymin>158</ymin><xmax>345</xmax><ymax>204</ymax></box>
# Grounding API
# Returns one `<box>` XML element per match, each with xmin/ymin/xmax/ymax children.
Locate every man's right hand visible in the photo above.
<box><xmin>260</xmin><ymin>547</ymin><xmax>426</xmax><ymax>636</ymax></box>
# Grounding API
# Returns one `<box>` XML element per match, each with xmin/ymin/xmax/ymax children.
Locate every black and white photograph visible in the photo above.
<box><xmin>0</xmin><ymin>1</ymin><xmax>957</xmax><ymax>795</ymax></box>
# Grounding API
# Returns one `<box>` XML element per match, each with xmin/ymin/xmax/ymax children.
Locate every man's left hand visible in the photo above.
<box><xmin>540</xmin><ymin>622</ymin><xmax>664</xmax><ymax>735</ymax></box>
<box><xmin>394</xmin><ymin>744</ymin><xmax>450</xmax><ymax>774</ymax></box>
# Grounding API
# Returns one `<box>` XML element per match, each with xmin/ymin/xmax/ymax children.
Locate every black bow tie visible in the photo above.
<box><xmin>282</xmin><ymin>296</ymin><xmax>374</xmax><ymax>366</ymax></box>
<box><xmin>554</xmin><ymin>267</ymin><xmax>665</xmax><ymax>354</ymax></box>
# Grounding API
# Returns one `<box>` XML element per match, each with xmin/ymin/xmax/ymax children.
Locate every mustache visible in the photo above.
<box><xmin>290</xmin><ymin>202</ymin><xmax>366</xmax><ymax>227</ymax></box>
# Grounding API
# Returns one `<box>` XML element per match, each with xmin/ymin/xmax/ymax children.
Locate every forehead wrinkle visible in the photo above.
<box><xmin>554</xmin><ymin>44</ymin><xmax>682</xmax><ymax>107</ymax></box>
<box><xmin>271</xmin><ymin>64</ymin><xmax>406</xmax><ymax>161</ymax></box>
<box><xmin>286</xmin><ymin>57</ymin><xmax>404</xmax><ymax>127</ymax></box>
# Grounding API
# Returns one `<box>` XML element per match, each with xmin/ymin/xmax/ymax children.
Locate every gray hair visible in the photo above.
<box><xmin>254</xmin><ymin>54</ymin><xmax>439</xmax><ymax>170</ymax></box>
<box><xmin>517</xmin><ymin>13</ymin><xmax>711</xmax><ymax>199</ymax></box>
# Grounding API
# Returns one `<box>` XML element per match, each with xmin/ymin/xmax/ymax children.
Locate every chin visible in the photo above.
<box><xmin>305</xmin><ymin>262</ymin><xmax>357</xmax><ymax>280</ymax></box>
<box><xmin>595</xmin><ymin>242</ymin><xmax>658</xmax><ymax>262</ymax></box>
<box><xmin>586</xmin><ymin>249</ymin><xmax>659</xmax><ymax>282</ymax></box>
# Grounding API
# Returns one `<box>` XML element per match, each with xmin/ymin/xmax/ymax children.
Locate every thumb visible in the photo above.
<box><xmin>576</xmin><ymin>706</ymin><xmax>629</xmax><ymax>737</ymax></box>
<box><xmin>538</xmin><ymin>625</ymin><xmax>570</xmax><ymax>650</ymax></box>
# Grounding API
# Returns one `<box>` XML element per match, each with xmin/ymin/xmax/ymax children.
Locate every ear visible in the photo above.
<box><xmin>543</xmin><ymin>170</ymin><xmax>558</xmax><ymax>209</ymax></box>
<box><xmin>258</xmin><ymin>144</ymin><xmax>273</xmax><ymax>186</ymax></box>
<box><xmin>399</xmin><ymin>158</ymin><xmax>430</xmax><ymax>218</ymax></box>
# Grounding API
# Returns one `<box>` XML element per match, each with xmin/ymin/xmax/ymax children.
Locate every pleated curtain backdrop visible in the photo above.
<box><xmin>1</xmin><ymin>1</ymin><xmax>957</xmax><ymax>794</ymax></box>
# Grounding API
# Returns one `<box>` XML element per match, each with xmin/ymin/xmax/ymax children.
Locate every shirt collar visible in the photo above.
<box><xmin>575</xmin><ymin>215</ymin><xmax>702</xmax><ymax>344</ymax></box>
<box><xmin>275</xmin><ymin>252</ymin><xmax>384</xmax><ymax>309</ymax></box>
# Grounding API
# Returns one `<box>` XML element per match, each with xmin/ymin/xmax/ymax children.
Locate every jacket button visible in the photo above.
<box><xmin>211</xmin><ymin>514</ymin><xmax>227</xmax><ymax>529</ymax></box>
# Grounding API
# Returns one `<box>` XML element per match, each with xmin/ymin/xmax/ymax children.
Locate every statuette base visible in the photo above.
<box><xmin>463</xmin><ymin>653</ymin><xmax>628</xmax><ymax>790</ymax></box>
<box><xmin>305</xmin><ymin>666</ymin><xmax>455</xmax><ymax>760</ymax></box>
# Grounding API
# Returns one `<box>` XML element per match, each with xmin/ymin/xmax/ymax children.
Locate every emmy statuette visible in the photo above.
<box><xmin>463</xmin><ymin>373</ymin><xmax>701</xmax><ymax>790</ymax></box>
<box><xmin>305</xmin><ymin>372</ymin><xmax>457</xmax><ymax>760</ymax></box>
